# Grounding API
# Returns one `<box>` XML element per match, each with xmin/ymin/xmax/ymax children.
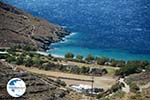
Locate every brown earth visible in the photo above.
<box><xmin>0</xmin><ymin>1</ymin><xmax>70</xmax><ymax>50</ymax></box>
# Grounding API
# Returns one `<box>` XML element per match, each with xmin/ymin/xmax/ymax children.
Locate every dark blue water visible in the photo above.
<box><xmin>2</xmin><ymin>0</ymin><xmax>150</xmax><ymax>60</ymax></box>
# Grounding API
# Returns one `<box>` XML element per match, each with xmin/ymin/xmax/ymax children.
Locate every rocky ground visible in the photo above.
<box><xmin>0</xmin><ymin>60</ymin><xmax>84</xmax><ymax>100</ymax></box>
<box><xmin>0</xmin><ymin>1</ymin><xmax>70</xmax><ymax>50</ymax></box>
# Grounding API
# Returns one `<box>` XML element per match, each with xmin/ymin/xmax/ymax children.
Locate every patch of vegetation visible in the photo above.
<box><xmin>8</xmin><ymin>45</ymin><xmax>36</xmax><ymax>52</ymax></box>
<box><xmin>130</xmin><ymin>93</ymin><xmax>142</xmax><ymax>100</ymax></box>
<box><xmin>110</xmin><ymin>82</ymin><xmax>122</xmax><ymax>93</ymax></box>
<box><xmin>5</xmin><ymin>51</ymin><xmax>107</xmax><ymax>76</ymax></box>
<box><xmin>97</xmin><ymin>82</ymin><xmax>124</xmax><ymax>99</ymax></box>
<box><xmin>115</xmin><ymin>61</ymin><xmax>150</xmax><ymax>76</ymax></box>
<box><xmin>110</xmin><ymin>59</ymin><xmax>126</xmax><ymax>67</ymax></box>
<box><xmin>96</xmin><ymin>57</ymin><xmax>109</xmax><ymax>65</ymax></box>
<box><xmin>0</xmin><ymin>53</ymin><xmax>8</xmax><ymax>59</ymax></box>
<box><xmin>99</xmin><ymin>91</ymin><xmax>125</xmax><ymax>100</ymax></box>
<box><xmin>85</xmin><ymin>54</ymin><xmax>95</xmax><ymax>62</ymax></box>
<box><xmin>76</xmin><ymin>54</ymin><xmax>83</xmax><ymax>61</ymax></box>
<box><xmin>145</xmin><ymin>65</ymin><xmax>150</xmax><ymax>72</ymax></box>
<box><xmin>112</xmin><ymin>91</ymin><xmax>125</xmax><ymax>98</ymax></box>
<box><xmin>129</xmin><ymin>82</ymin><xmax>140</xmax><ymax>93</ymax></box>
<box><xmin>115</xmin><ymin>65</ymin><xmax>138</xmax><ymax>76</ymax></box>
<box><xmin>65</xmin><ymin>52</ymin><xmax>74</xmax><ymax>59</ymax></box>
<box><xmin>55</xmin><ymin>78</ymin><xmax>66</xmax><ymax>87</ymax></box>
<box><xmin>3</xmin><ymin>49</ymin><xmax>150</xmax><ymax>78</ymax></box>
<box><xmin>105</xmin><ymin>67</ymin><xmax>116</xmax><ymax>75</ymax></box>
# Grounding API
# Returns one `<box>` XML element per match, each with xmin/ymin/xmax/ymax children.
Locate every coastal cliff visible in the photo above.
<box><xmin>0</xmin><ymin>1</ymin><xmax>70</xmax><ymax>50</ymax></box>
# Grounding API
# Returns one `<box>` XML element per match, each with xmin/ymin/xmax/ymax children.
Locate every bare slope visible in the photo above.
<box><xmin>0</xmin><ymin>1</ymin><xmax>70</xmax><ymax>50</ymax></box>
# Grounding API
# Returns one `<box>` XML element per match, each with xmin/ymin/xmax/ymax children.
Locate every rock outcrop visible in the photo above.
<box><xmin>0</xmin><ymin>1</ymin><xmax>70</xmax><ymax>50</ymax></box>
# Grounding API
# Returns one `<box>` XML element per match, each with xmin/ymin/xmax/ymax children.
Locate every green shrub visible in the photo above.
<box><xmin>115</xmin><ymin>64</ymin><xmax>139</xmax><ymax>76</ymax></box>
<box><xmin>110</xmin><ymin>83</ymin><xmax>122</xmax><ymax>93</ymax></box>
<box><xmin>6</xmin><ymin>55</ymin><xmax>16</xmax><ymax>63</ymax></box>
<box><xmin>145</xmin><ymin>65</ymin><xmax>150</xmax><ymax>72</ymax></box>
<box><xmin>22</xmin><ymin>45</ymin><xmax>36</xmax><ymax>51</ymax></box>
<box><xmin>69</xmin><ymin>66</ymin><xmax>81</xmax><ymax>74</ymax></box>
<box><xmin>76</xmin><ymin>54</ymin><xmax>83</xmax><ymax>61</ymax></box>
<box><xmin>24</xmin><ymin>57</ymin><xmax>33</xmax><ymax>67</ymax></box>
<box><xmin>41</xmin><ymin>62</ymin><xmax>55</xmax><ymax>70</ymax></box>
<box><xmin>85</xmin><ymin>54</ymin><xmax>95</xmax><ymax>62</ymax></box>
<box><xmin>32</xmin><ymin>57</ymin><xmax>42</xmax><ymax>66</ymax></box>
<box><xmin>129</xmin><ymin>83</ymin><xmax>140</xmax><ymax>93</ymax></box>
<box><xmin>55</xmin><ymin>79</ymin><xmax>66</xmax><ymax>87</ymax></box>
<box><xmin>0</xmin><ymin>54</ymin><xmax>8</xmax><ymax>59</ymax></box>
<box><xmin>16</xmin><ymin>55</ymin><xmax>24</xmax><ymax>65</ymax></box>
<box><xmin>65</xmin><ymin>52</ymin><xmax>74</xmax><ymax>59</ymax></box>
<box><xmin>96</xmin><ymin>57</ymin><xmax>109</xmax><ymax>65</ymax></box>
<box><xmin>80</xmin><ymin>66</ymin><xmax>90</xmax><ymax>74</ymax></box>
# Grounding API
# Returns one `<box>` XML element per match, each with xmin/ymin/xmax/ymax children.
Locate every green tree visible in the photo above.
<box><xmin>80</xmin><ymin>66</ymin><xmax>90</xmax><ymax>74</ymax></box>
<box><xmin>16</xmin><ymin>55</ymin><xmax>24</xmax><ymax>65</ymax></box>
<box><xmin>96</xmin><ymin>57</ymin><xmax>109</xmax><ymax>65</ymax></box>
<box><xmin>24</xmin><ymin>57</ymin><xmax>33</xmax><ymax>67</ymax></box>
<box><xmin>65</xmin><ymin>52</ymin><xmax>74</xmax><ymax>59</ymax></box>
<box><xmin>76</xmin><ymin>54</ymin><xmax>83</xmax><ymax>61</ymax></box>
<box><xmin>85</xmin><ymin>54</ymin><xmax>94</xmax><ymax>62</ymax></box>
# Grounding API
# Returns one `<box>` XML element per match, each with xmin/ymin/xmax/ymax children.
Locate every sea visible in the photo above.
<box><xmin>2</xmin><ymin>0</ymin><xmax>150</xmax><ymax>61</ymax></box>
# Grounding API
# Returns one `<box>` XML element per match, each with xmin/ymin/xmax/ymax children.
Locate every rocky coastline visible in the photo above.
<box><xmin>0</xmin><ymin>1</ymin><xmax>71</xmax><ymax>51</ymax></box>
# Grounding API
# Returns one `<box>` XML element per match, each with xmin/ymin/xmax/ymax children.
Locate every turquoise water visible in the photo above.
<box><xmin>48</xmin><ymin>32</ymin><xmax>150</xmax><ymax>61</ymax></box>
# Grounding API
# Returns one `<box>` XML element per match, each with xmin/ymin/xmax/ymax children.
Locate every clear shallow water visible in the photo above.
<box><xmin>49</xmin><ymin>32</ymin><xmax>150</xmax><ymax>60</ymax></box>
<box><xmin>2</xmin><ymin>0</ymin><xmax>150</xmax><ymax>60</ymax></box>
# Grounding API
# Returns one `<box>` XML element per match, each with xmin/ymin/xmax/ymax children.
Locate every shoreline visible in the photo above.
<box><xmin>52</xmin><ymin>32</ymin><xmax>78</xmax><ymax>44</ymax></box>
<box><xmin>40</xmin><ymin>49</ymin><xmax>150</xmax><ymax>61</ymax></box>
<box><xmin>36</xmin><ymin>51</ymin><xmax>64</xmax><ymax>58</ymax></box>
<box><xmin>51</xmin><ymin>54</ymin><xmax>64</xmax><ymax>58</ymax></box>
<box><xmin>43</xmin><ymin>29</ymin><xmax>150</xmax><ymax>61</ymax></box>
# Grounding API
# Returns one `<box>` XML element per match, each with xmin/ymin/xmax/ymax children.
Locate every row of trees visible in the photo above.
<box><xmin>4</xmin><ymin>51</ymin><xmax>107</xmax><ymax>76</ymax></box>
<box><xmin>65</xmin><ymin>52</ymin><xmax>150</xmax><ymax>67</ymax></box>
<box><xmin>65</xmin><ymin>53</ymin><xmax>95</xmax><ymax>61</ymax></box>
<box><xmin>65</xmin><ymin>53</ymin><xmax>109</xmax><ymax>63</ymax></box>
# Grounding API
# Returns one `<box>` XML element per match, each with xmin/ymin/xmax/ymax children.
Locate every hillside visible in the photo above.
<box><xmin>0</xmin><ymin>1</ymin><xmax>70</xmax><ymax>50</ymax></box>
<box><xmin>0</xmin><ymin>60</ymin><xmax>85</xmax><ymax>100</ymax></box>
<box><xmin>105</xmin><ymin>72</ymin><xmax>150</xmax><ymax>100</ymax></box>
